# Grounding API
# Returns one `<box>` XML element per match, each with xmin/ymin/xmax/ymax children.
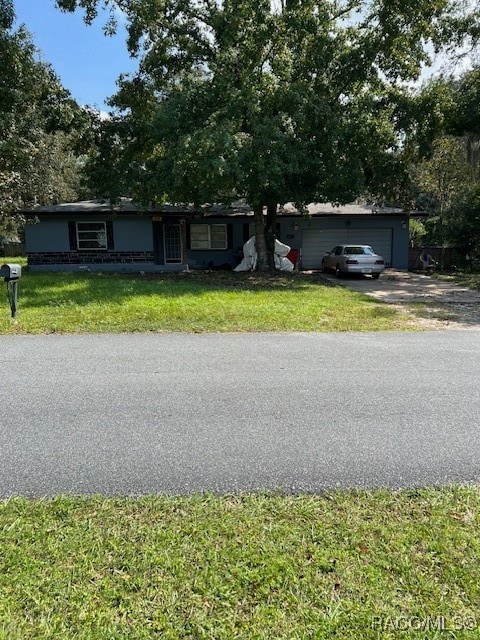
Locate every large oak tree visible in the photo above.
<box><xmin>58</xmin><ymin>0</ymin><xmax>479</xmax><ymax>269</ymax></box>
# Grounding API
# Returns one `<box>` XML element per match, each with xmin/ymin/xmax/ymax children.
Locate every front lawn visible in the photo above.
<box><xmin>1</xmin><ymin>489</ymin><xmax>479</xmax><ymax>639</ymax></box>
<box><xmin>0</xmin><ymin>267</ymin><xmax>414</xmax><ymax>334</ymax></box>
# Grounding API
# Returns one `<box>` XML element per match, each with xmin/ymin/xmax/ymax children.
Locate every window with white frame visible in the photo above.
<box><xmin>76</xmin><ymin>222</ymin><xmax>107</xmax><ymax>250</ymax></box>
<box><xmin>190</xmin><ymin>224</ymin><xmax>227</xmax><ymax>250</ymax></box>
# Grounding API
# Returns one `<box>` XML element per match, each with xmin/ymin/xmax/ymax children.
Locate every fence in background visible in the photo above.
<box><xmin>1</xmin><ymin>243</ymin><xmax>26</xmax><ymax>257</ymax></box>
<box><xmin>409</xmin><ymin>246</ymin><xmax>468</xmax><ymax>271</ymax></box>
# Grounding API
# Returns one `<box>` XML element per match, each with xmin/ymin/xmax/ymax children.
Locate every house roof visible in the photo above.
<box><xmin>279</xmin><ymin>202</ymin><xmax>405</xmax><ymax>215</ymax></box>
<box><xmin>22</xmin><ymin>198</ymin><xmax>149</xmax><ymax>214</ymax></box>
<box><xmin>22</xmin><ymin>198</ymin><xmax>413</xmax><ymax>217</ymax></box>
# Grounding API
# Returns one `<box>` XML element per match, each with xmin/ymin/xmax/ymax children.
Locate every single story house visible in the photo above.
<box><xmin>23</xmin><ymin>199</ymin><xmax>412</xmax><ymax>271</ymax></box>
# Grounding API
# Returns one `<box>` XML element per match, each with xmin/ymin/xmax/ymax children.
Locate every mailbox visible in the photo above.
<box><xmin>0</xmin><ymin>263</ymin><xmax>22</xmax><ymax>281</ymax></box>
<box><xmin>1</xmin><ymin>263</ymin><xmax>21</xmax><ymax>318</ymax></box>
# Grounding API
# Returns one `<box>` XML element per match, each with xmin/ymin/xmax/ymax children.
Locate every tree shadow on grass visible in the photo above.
<box><xmin>18</xmin><ymin>270</ymin><xmax>339</xmax><ymax>309</ymax></box>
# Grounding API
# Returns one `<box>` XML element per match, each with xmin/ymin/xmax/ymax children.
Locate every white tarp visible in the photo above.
<box><xmin>234</xmin><ymin>236</ymin><xmax>294</xmax><ymax>272</ymax></box>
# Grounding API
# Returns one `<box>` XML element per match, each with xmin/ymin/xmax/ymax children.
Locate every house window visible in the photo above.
<box><xmin>76</xmin><ymin>222</ymin><xmax>108</xmax><ymax>250</ymax></box>
<box><xmin>190</xmin><ymin>224</ymin><xmax>228</xmax><ymax>250</ymax></box>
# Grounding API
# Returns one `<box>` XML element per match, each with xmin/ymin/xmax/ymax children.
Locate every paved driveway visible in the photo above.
<box><xmin>321</xmin><ymin>269</ymin><xmax>480</xmax><ymax>329</ymax></box>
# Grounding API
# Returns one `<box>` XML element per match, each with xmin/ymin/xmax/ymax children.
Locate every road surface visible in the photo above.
<box><xmin>1</xmin><ymin>331</ymin><xmax>479</xmax><ymax>497</ymax></box>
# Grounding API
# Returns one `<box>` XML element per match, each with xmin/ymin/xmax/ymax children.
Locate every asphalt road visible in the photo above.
<box><xmin>1</xmin><ymin>331</ymin><xmax>480</xmax><ymax>497</ymax></box>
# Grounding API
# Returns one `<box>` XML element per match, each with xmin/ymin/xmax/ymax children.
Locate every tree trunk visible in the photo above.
<box><xmin>439</xmin><ymin>201</ymin><xmax>445</xmax><ymax>271</ymax></box>
<box><xmin>265</xmin><ymin>202</ymin><xmax>277</xmax><ymax>271</ymax></box>
<box><xmin>253</xmin><ymin>204</ymin><xmax>270</xmax><ymax>271</ymax></box>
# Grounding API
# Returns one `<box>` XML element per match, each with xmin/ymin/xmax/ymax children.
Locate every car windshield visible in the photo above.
<box><xmin>344</xmin><ymin>246</ymin><xmax>374</xmax><ymax>255</ymax></box>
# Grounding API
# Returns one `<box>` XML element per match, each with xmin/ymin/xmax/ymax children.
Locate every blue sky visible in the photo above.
<box><xmin>14</xmin><ymin>0</ymin><xmax>138</xmax><ymax>111</ymax></box>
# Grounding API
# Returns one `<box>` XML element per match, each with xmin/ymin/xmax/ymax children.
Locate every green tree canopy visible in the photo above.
<box><xmin>410</xmin><ymin>67</ymin><xmax>480</xmax><ymax>266</ymax></box>
<box><xmin>58</xmin><ymin>0</ymin><xmax>480</xmax><ymax>269</ymax></box>
<box><xmin>446</xmin><ymin>66</ymin><xmax>480</xmax><ymax>174</ymax></box>
<box><xmin>0</xmin><ymin>0</ymin><xmax>91</xmax><ymax>240</ymax></box>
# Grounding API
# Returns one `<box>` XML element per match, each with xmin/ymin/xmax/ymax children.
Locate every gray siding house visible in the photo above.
<box><xmin>24</xmin><ymin>199</ymin><xmax>411</xmax><ymax>271</ymax></box>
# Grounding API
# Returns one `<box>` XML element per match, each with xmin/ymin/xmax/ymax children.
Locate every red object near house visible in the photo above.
<box><xmin>286</xmin><ymin>249</ymin><xmax>299</xmax><ymax>268</ymax></box>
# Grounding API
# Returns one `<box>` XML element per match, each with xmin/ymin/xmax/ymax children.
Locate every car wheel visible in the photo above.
<box><xmin>371</xmin><ymin>273</ymin><xmax>380</xmax><ymax>280</ymax></box>
<box><xmin>321</xmin><ymin>260</ymin><xmax>327</xmax><ymax>273</ymax></box>
<box><xmin>335</xmin><ymin>264</ymin><xmax>342</xmax><ymax>278</ymax></box>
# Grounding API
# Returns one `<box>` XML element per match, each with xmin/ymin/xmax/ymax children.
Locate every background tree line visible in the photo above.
<box><xmin>2</xmin><ymin>0</ymin><xmax>479</xmax><ymax>270</ymax></box>
<box><xmin>411</xmin><ymin>68</ymin><xmax>480</xmax><ymax>268</ymax></box>
<box><xmin>0</xmin><ymin>0</ymin><xmax>95</xmax><ymax>242</ymax></box>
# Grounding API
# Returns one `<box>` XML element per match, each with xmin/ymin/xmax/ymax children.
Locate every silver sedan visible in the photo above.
<box><xmin>321</xmin><ymin>245</ymin><xmax>385</xmax><ymax>278</ymax></box>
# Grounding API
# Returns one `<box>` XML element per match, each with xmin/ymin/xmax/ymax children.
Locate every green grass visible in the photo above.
<box><xmin>1</xmin><ymin>488</ymin><xmax>480</xmax><ymax>639</ymax></box>
<box><xmin>0</xmin><ymin>263</ymin><xmax>415</xmax><ymax>334</ymax></box>
<box><xmin>433</xmin><ymin>271</ymin><xmax>480</xmax><ymax>291</ymax></box>
<box><xmin>2</xmin><ymin>263</ymin><xmax>471</xmax><ymax>639</ymax></box>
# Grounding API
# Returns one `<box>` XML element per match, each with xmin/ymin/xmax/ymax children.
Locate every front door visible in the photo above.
<box><xmin>164</xmin><ymin>224</ymin><xmax>183</xmax><ymax>264</ymax></box>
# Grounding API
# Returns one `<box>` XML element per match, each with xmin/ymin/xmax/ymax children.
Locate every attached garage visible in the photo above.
<box><xmin>301</xmin><ymin>228</ymin><xmax>393</xmax><ymax>269</ymax></box>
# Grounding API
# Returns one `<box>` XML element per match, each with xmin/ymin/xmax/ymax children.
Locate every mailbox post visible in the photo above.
<box><xmin>0</xmin><ymin>263</ymin><xmax>21</xmax><ymax>318</ymax></box>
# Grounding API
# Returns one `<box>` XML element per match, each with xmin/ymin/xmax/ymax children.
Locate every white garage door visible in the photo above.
<box><xmin>301</xmin><ymin>228</ymin><xmax>392</xmax><ymax>269</ymax></box>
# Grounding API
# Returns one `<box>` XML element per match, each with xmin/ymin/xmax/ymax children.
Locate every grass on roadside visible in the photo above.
<box><xmin>1</xmin><ymin>488</ymin><xmax>480</xmax><ymax>639</ymax></box>
<box><xmin>0</xmin><ymin>264</ymin><xmax>415</xmax><ymax>334</ymax></box>
<box><xmin>405</xmin><ymin>301</ymin><xmax>461</xmax><ymax>323</ymax></box>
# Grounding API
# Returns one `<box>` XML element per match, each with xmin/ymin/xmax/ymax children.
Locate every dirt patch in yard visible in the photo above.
<box><xmin>318</xmin><ymin>269</ymin><xmax>480</xmax><ymax>330</ymax></box>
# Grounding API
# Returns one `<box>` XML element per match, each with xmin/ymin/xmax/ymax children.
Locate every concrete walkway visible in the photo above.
<box><xmin>321</xmin><ymin>269</ymin><xmax>480</xmax><ymax>329</ymax></box>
